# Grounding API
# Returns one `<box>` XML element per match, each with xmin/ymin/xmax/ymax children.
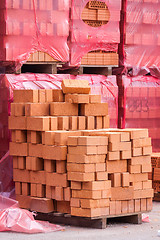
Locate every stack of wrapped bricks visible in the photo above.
<box><xmin>0</xmin><ymin>0</ymin><xmax>69</xmax><ymax>63</ymax></box>
<box><xmin>151</xmin><ymin>154</ymin><xmax>160</xmax><ymax>194</ymax></box>
<box><xmin>125</xmin><ymin>0</ymin><xmax>160</xmax><ymax>68</ymax></box>
<box><xmin>70</xmin><ymin>0</ymin><xmax>121</xmax><ymax>66</ymax></box>
<box><xmin>9</xmin><ymin>79</ymin><xmax>153</xmax><ymax>217</ymax></box>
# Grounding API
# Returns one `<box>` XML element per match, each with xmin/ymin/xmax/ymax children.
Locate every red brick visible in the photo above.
<box><xmin>46</xmin><ymin>185</ymin><xmax>52</xmax><ymax>199</ymax></box>
<box><xmin>129</xmin><ymin>173</ymin><xmax>148</xmax><ymax>182</ymax></box>
<box><xmin>67</xmin><ymin>154</ymin><xmax>105</xmax><ymax>164</ymax></box>
<box><xmin>89</xmin><ymin>95</ymin><xmax>101</xmax><ymax>103</ymax></box>
<box><xmin>55</xmin><ymin>187</ymin><xmax>64</xmax><ymax>201</ymax></box>
<box><xmin>31</xmin><ymin>131</ymin><xmax>41</xmax><ymax>144</ymax></box>
<box><xmin>78</xmin><ymin>136</ymin><xmax>99</xmax><ymax>146</ymax></box>
<box><xmin>57</xmin><ymin>201</ymin><xmax>71</xmax><ymax>214</ymax></box>
<box><xmin>42</xmin><ymin>131</ymin><xmax>55</xmax><ymax>145</ymax></box>
<box><xmin>50</xmin><ymin>102</ymin><xmax>78</xmax><ymax>116</ymax></box>
<box><xmin>10</xmin><ymin>142</ymin><xmax>28</xmax><ymax>156</ymax></box>
<box><xmin>9</xmin><ymin>116</ymin><xmax>27</xmax><ymax>130</ymax></box>
<box><xmin>38</xmin><ymin>89</ymin><xmax>46</xmax><ymax>103</ymax></box>
<box><xmin>143</xmin><ymin>146</ymin><xmax>152</xmax><ymax>155</ymax></box>
<box><xmin>64</xmin><ymin>187</ymin><xmax>71</xmax><ymax>201</ymax></box>
<box><xmin>68</xmin><ymin>145</ymin><xmax>97</xmax><ymax>155</ymax></box>
<box><xmin>52</xmin><ymin>89</ymin><xmax>64</xmax><ymax>102</ymax></box>
<box><xmin>30</xmin><ymin>197</ymin><xmax>54</xmax><ymax>213</ymax></box>
<box><xmin>45</xmin><ymin>89</ymin><xmax>53</xmax><ymax>102</ymax></box>
<box><xmin>44</xmin><ymin>159</ymin><xmax>56</xmax><ymax>172</ymax></box>
<box><xmin>141</xmin><ymin>198</ymin><xmax>147</xmax><ymax>211</ymax></box>
<box><xmin>30</xmin><ymin>171</ymin><xmax>46</xmax><ymax>184</ymax></box>
<box><xmin>102</xmin><ymin>115</ymin><xmax>110</xmax><ymax>128</ymax></box>
<box><xmin>82</xmin><ymin>181</ymin><xmax>111</xmax><ymax>191</ymax></box>
<box><xmin>95</xmin><ymin>172</ymin><xmax>108</xmax><ymax>181</ymax></box>
<box><xmin>27</xmin><ymin>117</ymin><xmax>50</xmax><ymax>131</ymax></box>
<box><xmin>95</xmin><ymin>116</ymin><xmax>103</xmax><ymax>129</ymax></box>
<box><xmin>18</xmin><ymin>156</ymin><xmax>26</xmax><ymax>169</ymax></box>
<box><xmin>56</xmin><ymin>161</ymin><xmax>66</xmax><ymax>173</ymax></box>
<box><xmin>121</xmin><ymin>172</ymin><xmax>130</xmax><ymax>187</ymax></box>
<box><xmin>77</xmin><ymin>116</ymin><xmax>85</xmax><ymax>130</ymax></box>
<box><xmin>62</xmin><ymin>79</ymin><xmax>90</xmax><ymax>94</ymax></box>
<box><xmin>132</xmin><ymin>138</ymin><xmax>152</xmax><ymax>148</ymax></box>
<box><xmin>15</xmin><ymin>182</ymin><xmax>22</xmax><ymax>195</ymax></box>
<box><xmin>128</xmin><ymin>164</ymin><xmax>141</xmax><ymax>174</ymax></box>
<box><xmin>25</xmin><ymin>103</ymin><xmax>50</xmax><ymax>116</ymax></box>
<box><xmin>131</xmin><ymin>181</ymin><xmax>143</xmax><ymax>190</ymax></box>
<box><xmin>86</xmin><ymin>116</ymin><xmax>95</xmax><ymax>130</ymax></box>
<box><xmin>58</xmin><ymin>116</ymin><xmax>69</xmax><ymax>130</ymax></box>
<box><xmin>132</xmin><ymin>147</ymin><xmax>142</xmax><ymax>157</ymax></box>
<box><xmin>27</xmin><ymin>131</ymin><xmax>31</xmax><ymax>143</ymax></box>
<box><xmin>65</xmin><ymin>94</ymin><xmax>89</xmax><ymax>103</ymax></box>
<box><xmin>29</xmin><ymin>143</ymin><xmax>43</xmax><ymax>158</ymax></box>
<box><xmin>32</xmin><ymin>157</ymin><xmax>44</xmax><ymax>171</ymax></box>
<box><xmin>120</xmin><ymin>150</ymin><xmax>131</xmax><ymax>159</ymax></box>
<box><xmin>106</xmin><ymin>160</ymin><xmax>127</xmax><ymax>173</ymax></box>
<box><xmin>111</xmin><ymin>186</ymin><xmax>134</xmax><ymax>200</ymax></box>
<box><xmin>13</xmin><ymin>89</ymin><xmax>38</xmax><ymax>103</ymax></box>
<box><xmin>43</xmin><ymin>145</ymin><xmax>67</xmax><ymax>160</ymax></box>
<box><xmin>16</xmin><ymin>195</ymin><xmax>31</xmax><ymax>209</ymax></box>
<box><xmin>109</xmin><ymin>173</ymin><xmax>121</xmax><ymax>187</ymax></box>
<box><xmin>107</xmin><ymin>151</ymin><xmax>120</xmax><ymax>161</ymax></box>
<box><xmin>71</xmin><ymin>181</ymin><xmax>82</xmax><ymax>190</ymax></box>
<box><xmin>68</xmin><ymin>172</ymin><xmax>95</xmax><ymax>182</ymax></box>
<box><xmin>142</xmin><ymin>163</ymin><xmax>152</xmax><ymax>173</ymax></box>
<box><xmin>69</xmin><ymin>116</ymin><xmax>78</xmax><ymax>130</ymax></box>
<box><xmin>13</xmin><ymin>156</ymin><xmax>18</xmax><ymax>169</ymax></box>
<box><xmin>128</xmin><ymin>199</ymin><xmax>134</xmax><ymax>213</ymax></box>
<box><xmin>70</xmin><ymin>198</ymin><xmax>80</xmax><ymax>207</ymax></box>
<box><xmin>135</xmin><ymin>199</ymin><xmax>141</xmax><ymax>212</ymax></box>
<box><xmin>95</xmin><ymin>163</ymin><xmax>106</xmax><ymax>172</ymax></box>
<box><xmin>13</xmin><ymin>169</ymin><xmax>30</xmax><ymax>182</ymax></box>
<box><xmin>142</xmin><ymin>180</ymin><xmax>152</xmax><ymax>189</ymax></box>
<box><xmin>81</xmin><ymin>103</ymin><xmax>108</xmax><ymax>116</ymax></box>
<box><xmin>97</xmin><ymin>145</ymin><xmax>108</xmax><ymax>154</ymax></box>
<box><xmin>146</xmin><ymin>198</ymin><xmax>152</xmax><ymax>211</ymax></box>
<box><xmin>22</xmin><ymin>182</ymin><xmax>30</xmax><ymax>196</ymax></box>
<box><xmin>67</xmin><ymin>163</ymin><xmax>95</xmax><ymax>173</ymax></box>
<box><xmin>71</xmin><ymin>207</ymin><xmax>107</xmax><ymax>218</ymax></box>
<box><xmin>46</xmin><ymin>173</ymin><xmax>68</xmax><ymax>187</ymax></box>
<box><xmin>101</xmin><ymin>189</ymin><xmax>111</xmax><ymax>198</ymax></box>
<box><xmin>130</xmin><ymin>156</ymin><xmax>151</xmax><ymax>165</ymax></box>
<box><xmin>134</xmin><ymin>189</ymin><xmax>154</xmax><ymax>199</ymax></box>
<box><xmin>109</xmin><ymin>201</ymin><xmax>116</xmax><ymax>215</ymax></box>
<box><xmin>119</xmin><ymin>129</ymin><xmax>148</xmax><ymax>139</ymax></box>
<box><xmin>11</xmin><ymin>103</ymin><xmax>25</xmax><ymax>116</ymax></box>
<box><xmin>72</xmin><ymin>189</ymin><xmax>101</xmax><ymax>199</ymax></box>
<box><xmin>15</xmin><ymin>130</ymin><xmax>27</xmax><ymax>143</ymax></box>
<box><xmin>55</xmin><ymin>131</ymin><xmax>81</xmax><ymax>146</ymax></box>
<box><xmin>50</xmin><ymin>117</ymin><xmax>58</xmax><ymax>131</ymax></box>
<box><xmin>121</xmin><ymin>200</ymin><xmax>128</xmax><ymax>214</ymax></box>
<box><xmin>37</xmin><ymin>184</ymin><xmax>45</xmax><ymax>198</ymax></box>
<box><xmin>115</xmin><ymin>201</ymin><xmax>121</xmax><ymax>215</ymax></box>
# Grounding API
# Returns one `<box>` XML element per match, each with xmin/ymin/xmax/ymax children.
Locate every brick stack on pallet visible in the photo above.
<box><xmin>151</xmin><ymin>153</ymin><xmax>160</xmax><ymax>197</ymax></box>
<box><xmin>9</xmin><ymin>79</ymin><xmax>153</xmax><ymax>220</ymax></box>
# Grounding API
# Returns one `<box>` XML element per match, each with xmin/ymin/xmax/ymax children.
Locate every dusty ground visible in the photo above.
<box><xmin>0</xmin><ymin>201</ymin><xmax>160</xmax><ymax>240</ymax></box>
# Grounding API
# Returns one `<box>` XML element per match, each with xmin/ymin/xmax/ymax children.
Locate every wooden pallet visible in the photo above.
<box><xmin>35</xmin><ymin>212</ymin><xmax>143</xmax><ymax>229</ymax></box>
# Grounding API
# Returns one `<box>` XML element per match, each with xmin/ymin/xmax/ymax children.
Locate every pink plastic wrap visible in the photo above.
<box><xmin>124</xmin><ymin>0</ymin><xmax>160</xmax><ymax>71</ymax></box>
<box><xmin>70</xmin><ymin>0</ymin><xmax>121</xmax><ymax>65</ymax></box>
<box><xmin>122</xmin><ymin>75</ymin><xmax>160</xmax><ymax>152</ymax></box>
<box><xmin>0</xmin><ymin>195</ymin><xmax>64</xmax><ymax>233</ymax></box>
<box><xmin>0</xmin><ymin>73</ymin><xmax>118</xmax><ymax>195</ymax></box>
<box><xmin>0</xmin><ymin>0</ymin><xmax>69</xmax><ymax>67</ymax></box>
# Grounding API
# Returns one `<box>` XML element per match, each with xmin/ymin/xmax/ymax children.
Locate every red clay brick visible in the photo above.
<box><xmin>101</xmin><ymin>189</ymin><xmax>111</xmax><ymax>198</ymax></box>
<box><xmin>89</xmin><ymin>95</ymin><xmax>101</xmax><ymax>103</ymax></box>
<box><xmin>15</xmin><ymin>182</ymin><xmax>22</xmax><ymax>195</ymax></box>
<box><xmin>13</xmin><ymin>156</ymin><xmax>18</xmax><ymax>169</ymax></box>
<box><xmin>68</xmin><ymin>145</ymin><xmax>97</xmax><ymax>155</ymax></box>
<box><xmin>50</xmin><ymin>102</ymin><xmax>78</xmax><ymax>116</ymax></box>
<box><xmin>27</xmin><ymin>117</ymin><xmax>50</xmax><ymax>131</ymax></box>
<box><xmin>69</xmin><ymin>116</ymin><xmax>78</xmax><ymax>130</ymax></box>
<box><xmin>120</xmin><ymin>150</ymin><xmax>131</xmax><ymax>160</ymax></box>
<box><xmin>109</xmin><ymin>173</ymin><xmax>121</xmax><ymax>187</ymax></box>
<box><xmin>16</xmin><ymin>195</ymin><xmax>31</xmax><ymax>209</ymax></box>
<box><xmin>9</xmin><ymin>116</ymin><xmax>27</xmax><ymax>130</ymax></box>
<box><xmin>46</xmin><ymin>173</ymin><xmax>68</xmax><ymax>187</ymax></box>
<box><xmin>82</xmin><ymin>181</ymin><xmax>111</xmax><ymax>191</ymax></box>
<box><xmin>129</xmin><ymin>173</ymin><xmax>148</xmax><ymax>182</ymax></box>
<box><xmin>142</xmin><ymin>163</ymin><xmax>152</xmax><ymax>173</ymax></box>
<box><xmin>128</xmin><ymin>164</ymin><xmax>141</xmax><ymax>174</ymax></box>
<box><xmin>45</xmin><ymin>89</ymin><xmax>53</xmax><ymax>102</ymax></box>
<box><xmin>142</xmin><ymin>180</ymin><xmax>152</xmax><ymax>189</ymax></box>
<box><xmin>30</xmin><ymin>171</ymin><xmax>46</xmax><ymax>184</ymax></box>
<box><xmin>121</xmin><ymin>172</ymin><xmax>130</xmax><ymax>187</ymax></box>
<box><xmin>111</xmin><ymin>186</ymin><xmax>134</xmax><ymax>200</ymax></box>
<box><xmin>95</xmin><ymin>116</ymin><xmax>103</xmax><ymax>129</ymax></box>
<box><xmin>30</xmin><ymin>197</ymin><xmax>54</xmax><ymax>213</ymax></box>
<box><xmin>31</xmin><ymin>131</ymin><xmax>41</xmax><ymax>144</ymax></box>
<box><xmin>43</xmin><ymin>145</ymin><xmax>67</xmax><ymax>160</ymax></box>
<box><xmin>72</xmin><ymin>189</ymin><xmax>101</xmax><ymax>199</ymax></box>
<box><xmin>132</xmin><ymin>147</ymin><xmax>142</xmax><ymax>157</ymax></box>
<box><xmin>38</xmin><ymin>89</ymin><xmax>46</xmax><ymax>103</ymax></box>
<box><xmin>57</xmin><ymin>201</ymin><xmax>71</xmax><ymax>214</ymax></box>
<box><xmin>143</xmin><ymin>146</ymin><xmax>152</xmax><ymax>155</ymax></box>
<box><xmin>13</xmin><ymin>89</ymin><xmax>38</xmax><ymax>103</ymax></box>
<box><xmin>102</xmin><ymin>115</ymin><xmax>110</xmax><ymax>128</ymax></box>
<box><xmin>67</xmin><ymin>154</ymin><xmax>105</xmax><ymax>164</ymax></box>
<box><xmin>95</xmin><ymin>172</ymin><xmax>108</xmax><ymax>181</ymax></box>
<box><xmin>55</xmin><ymin>187</ymin><xmax>64</xmax><ymax>201</ymax></box>
<box><xmin>64</xmin><ymin>187</ymin><xmax>71</xmax><ymax>201</ymax></box>
<box><xmin>42</xmin><ymin>131</ymin><xmax>55</xmax><ymax>145</ymax></box>
<box><xmin>46</xmin><ymin>185</ymin><xmax>52</xmax><ymax>199</ymax></box>
<box><xmin>77</xmin><ymin>116</ymin><xmax>86</xmax><ymax>130</ymax></box>
<box><xmin>10</xmin><ymin>142</ymin><xmax>28</xmax><ymax>156</ymax></box>
<box><xmin>95</xmin><ymin>163</ymin><xmax>106</xmax><ymax>172</ymax></box>
<box><xmin>11</xmin><ymin>103</ymin><xmax>25</xmax><ymax>116</ymax></box>
<box><xmin>65</xmin><ymin>94</ymin><xmax>89</xmax><ymax>103</ymax></box>
<box><xmin>141</xmin><ymin>198</ymin><xmax>147</xmax><ymax>211</ymax></box>
<box><xmin>62</xmin><ymin>79</ymin><xmax>90</xmax><ymax>94</ymax></box>
<box><xmin>44</xmin><ymin>159</ymin><xmax>56</xmax><ymax>172</ymax></box>
<box><xmin>121</xmin><ymin>200</ymin><xmax>128</xmax><ymax>214</ymax></box>
<box><xmin>107</xmin><ymin>151</ymin><xmax>120</xmax><ymax>161</ymax></box>
<box><xmin>134</xmin><ymin>189</ymin><xmax>154</xmax><ymax>199</ymax></box>
<box><xmin>58</xmin><ymin>116</ymin><xmax>69</xmax><ymax>130</ymax></box>
<box><xmin>67</xmin><ymin>163</ymin><xmax>95</xmax><ymax>173</ymax></box>
<box><xmin>25</xmin><ymin>103</ymin><xmax>50</xmax><ymax>116</ymax></box>
<box><xmin>128</xmin><ymin>199</ymin><xmax>134</xmax><ymax>213</ymax></box>
<box><xmin>68</xmin><ymin>172</ymin><xmax>95</xmax><ymax>182</ymax></box>
<box><xmin>50</xmin><ymin>117</ymin><xmax>58</xmax><ymax>131</ymax></box>
<box><xmin>109</xmin><ymin>201</ymin><xmax>116</xmax><ymax>215</ymax></box>
<box><xmin>70</xmin><ymin>198</ymin><xmax>80</xmax><ymax>207</ymax></box>
<box><xmin>22</xmin><ymin>183</ymin><xmax>30</xmax><ymax>196</ymax></box>
<box><xmin>86</xmin><ymin>116</ymin><xmax>95</xmax><ymax>130</ymax></box>
<box><xmin>106</xmin><ymin>160</ymin><xmax>127</xmax><ymax>173</ymax></box>
<box><xmin>52</xmin><ymin>89</ymin><xmax>64</xmax><ymax>102</ymax></box>
<box><xmin>55</xmin><ymin>131</ymin><xmax>81</xmax><ymax>146</ymax></box>
<box><xmin>146</xmin><ymin>198</ymin><xmax>152</xmax><ymax>211</ymax></box>
<box><xmin>71</xmin><ymin>181</ymin><xmax>82</xmax><ymax>190</ymax></box>
<box><xmin>135</xmin><ymin>199</ymin><xmax>141</xmax><ymax>212</ymax></box>
<box><xmin>29</xmin><ymin>143</ymin><xmax>43</xmax><ymax>158</ymax></box>
<box><xmin>56</xmin><ymin>161</ymin><xmax>66</xmax><ymax>173</ymax></box>
<box><xmin>80</xmin><ymin>103</ymin><xmax>108</xmax><ymax>116</ymax></box>
<box><xmin>18</xmin><ymin>156</ymin><xmax>26</xmax><ymax>169</ymax></box>
<box><xmin>13</xmin><ymin>169</ymin><xmax>30</xmax><ymax>182</ymax></box>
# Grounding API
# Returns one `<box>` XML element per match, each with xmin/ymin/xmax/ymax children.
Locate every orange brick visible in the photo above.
<box><xmin>65</xmin><ymin>94</ymin><xmax>89</xmax><ymax>103</ymax></box>
<box><xmin>67</xmin><ymin>154</ymin><xmax>105</xmax><ymax>164</ymax></box>
<box><xmin>25</xmin><ymin>103</ymin><xmax>50</xmax><ymax>116</ymax></box>
<box><xmin>119</xmin><ymin>129</ymin><xmax>148</xmax><ymax>139</ymax></box>
<box><xmin>29</xmin><ymin>143</ymin><xmax>43</xmax><ymax>158</ymax></box>
<box><xmin>9</xmin><ymin>116</ymin><xmax>27</xmax><ymax>130</ymax></box>
<box><xmin>67</xmin><ymin>163</ymin><xmax>95</xmax><ymax>173</ymax></box>
<box><xmin>71</xmin><ymin>181</ymin><xmax>82</xmax><ymax>190</ymax></box>
<box><xmin>132</xmin><ymin>147</ymin><xmax>142</xmax><ymax>157</ymax></box>
<box><xmin>107</xmin><ymin>151</ymin><xmax>120</xmax><ymax>161</ymax></box>
<box><xmin>108</xmin><ymin>142</ymin><xmax>120</xmax><ymax>151</ymax></box>
<box><xmin>120</xmin><ymin>150</ymin><xmax>131</xmax><ymax>159</ymax></box>
<box><xmin>51</xmin><ymin>187</ymin><xmax>55</xmax><ymax>199</ymax></box>
<box><xmin>102</xmin><ymin>115</ymin><xmax>110</xmax><ymax>128</ymax></box>
<box><xmin>45</xmin><ymin>89</ymin><xmax>53</xmax><ymax>102</ymax></box>
<box><xmin>31</xmin><ymin>183</ymin><xmax>37</xmax><ymax>197</ymax></box>
<box><xmin>70</xmin><ymin>198</ymin><xmax>80</xmax><ymax>207</ymax></box>
<box><xmin>44</xmin><ymin>159</ymin><xmax>56</xmax><ymax>172</ymax></box>
<box><xmin>57</xmin><ymin>201</ymin><xmax>71</xmax><ymax>214</ymax></box>
<box><xmin>31</xmin><ymin>157</ymin><xmax>43</xmax><ymax>171</ymax></box>
<box><xmin>62</xmin><ymin>79</ymin><xmax>90</xmax><ymax>94</ymax></box>
<box><xmin>18</xmin><ymin>156</ymin><xmax>26</xmax><ymax>169</ymax></box>
<box><xmin>13</xmin><ymin>156</ymin><xmax>18</xmax><ymax>169</ymax></box>
<box><xmin>95</xmin><ymin>116</ymin><xmax>103</xmax><ymax>129</ymax></box>
<box><xmin>141</xmin><ymin>163</ymin><xmax>152</xmax><ymax>173</ymax></box>
<box><xmin>69</xmin><ymin>116</ymin><xmax>78</xmax><ymax>130</ymax></box>
<box><xmin>121</xmin><ymin>172</ymin><xmax>130</xmax><ymax>187</ymax></box>
<box><xmin>71</xmin><ymin>207</ymin><xmax>108</xmax><ymax>218</ymax></box>
<box><xmin>10</xmin><ymin>142</ymin><xmax>28</xmax><ymax>156</ymax></box>
<box><xmin>95</xmin><ymin>163</ymin><xmax>106</xmax><ymax>172</ymax></box>
<box><xmin>26</xmin><ymin>157</ymin><xmax>31</xmax><ymax>170</ymax></box>
<box><xmin>143</xmin><ymin>146</ymin><xmax>152</xmax><ymax>155</ymax></box>
<box><xmin>72</xmin><ymin>189</ymin><xmax>101</xmax><ymax>199</ymax></box>
<box><xmin>16</xmin><ymin>195</ymin><xmax>31</xmax><ymax>209</ymax></box>
<box><xmin>141</xmin><ymin>198</ymin><xmax>147</xmax><ymax>211</ymax></box>
<box><xmin>142</xmin><ymin>180</ymin><xmax>152</xmax><ymax>189</ymax></box>
<box><xmin>64</xmin><ymin>187</ymin><xmax>71</xmax><ymax>201</ymax></box>
<box><xmin>135</xmin><ymin>199</ymin><xmax>140</xmax><ymax>212</ymax></box>
<box><xmin>37</xmin><ymin>184</ymin><xmax>45</xmax><ymax>198</ymax></box>
<box><xmin>97</xmin><ymin>145</ymin><xmax>108</xmax><ymax>154</ymax></box>
<box><xmin>128</xmin><ymin>199</ymin><xmax>134</xmax><ymax>213</ymax></box>
<box><xmin>42</xmin><ymin>131</ymin><xmax>55</xmax><ymax>145</ymax></box>
<box><xmin>55</xmin><ymin>131</ymin><xmax>81</xmax><ymax>146</ymax></box>
<box><xmin>131</xmin><ymin>182</ymin><xmax>143</xmax><ymax>190</ymax></box>
<box><xmin>68</xmin><ymin>145</ymin><xmax>97</xmax><ymax>155</ymax></box>
<box><xmin>109</xmin><ymin>201</ymin><xmax>116</xmax><ymax>215</ymax></box>
<box><xmin>128</xmin><ymin>164</ymin><xmax>141</xmax><ymax>174</ymax></box>
<box><xmin>132</xmin><ymin>138</ymin><xmax>152</xmax><ymax>148</ymax></box>
<box><xmin>30</xmin><ymin>197</ymin><xmax>54</xmax><ymax>213</ymax></box>
<box><xmin>67</xmin><ymin>136</ymin><xmax>78</xmax><ymax>146</ymax></box>
<box><xmin>134</xmin><ymin>189</ymin><xmax>154</xmax><ymax>199</ymax></box>
<box><xmin>109</xmin><ymin>173</ymin><xmax>121</xmax><ymax>187</ymax></box>
<box><xmin>106</xmin><ymin>160</ymin><xmax>127</xmax><ymax>173</ymax></box>
<box><xmin>78</xmin><ymin>136</ymin><xmax>107</xmax><ymax>146</ymax></box>
<box><xmin>89</xmin><ymin>95</ymin><xmax>101</xmax><ymax>103</ymax></box>
<box><xmin>50</xmin><ymin>117</ymin><xmax>58</xmax><ymax>131</ymax></box>
<box><xmin>82</xmin><ymin>181</ymin><xmax>111</xmax><ymax>191</ymax></box>
<box><xmin>56</xmin><ymin>161</ymin><xmax>66</xmax><ymax>173</ymax></box>
<box><xmin>22</xmin><ymin>183</ymin><xmax>30</xmax><ymax>196</ymax></box>
<box><xmin>68</xmin><ymin>172</ymin><xmax>95</xmax><ymax>182</ymax></box>
<box><xmin>11</xmin><ymin>103</ymin><xmax>25</xmax><ymax>116</ymax></box>
<box><xmin>52</xmin><ymin>89</ymin><xmax>64</xmax><ymax>102</ymax></box>
<box><xmin>130</xmin><ymin>156</ymin><xmax>151</xmax><ymax>165</ymax></box>
<box><xmin>95</xmin><ymin>172</ymin><xmax>108</xmax><ymax>181</ymax></box>
<box><xmin>86</xmin><ymin>116</ymin><xmax>95</xmax><ymax>130</ymax></box>
<box><xmin>111</xmin><ymin>186</ymin><xmax>134</xmax><ymax>200</ymax></box>
<box><xmin>146</xmin><ymin>198</ymin><xmax>152</xmax><ymax>211</ymax></box>
<box><xmin>15</xmin><ymin>182</ymin><xmax>22</xmax><ymax>195</ymax></box>
<box><xmin>43</xmin><ymin>145</ymin><xmax>67</xmax><ymax>160</ymax></box>
<box><xmin>46</xmin><ymin>185</ymin><xmax>52</xmax><ymax>199</ymax></box>
<box><xmin>120</xmin><ymin>142</ymin><xmax>132</xmax><ymax>151</ymax></box>
<box><xmin>50</xmin><ymin>102</ymin><xmax>78</xmax><ymax>116</ymax></box>
<box><xmin>77</xmin><ymin>116</ymin><xmax>86</xmax><ymax>130</ymax></box>
<box><xmin>30</xmin><ymin>171</ymin><xmax>46</xmax><ymax>184</ymax></box>
<box><xmin>101</xmin><ymin>189</ymin><xmax>111</xmax><ymax>198</ymax></box>
<box><xmin>129</xmin><ymin>173</ymin><xmax>148</xmax><ymax>182</ymax></box>
<box><xmin>46</xmin><ymin>173</ymin><xmax>68</xmax><ymax>187</ymax></box>
<box><xmin>81</xmin><ymin>103</ymin><xmax>108</xmax><ymax>116</ymax></box>
<box><xmin>121</xmin><ymin>200</ymin><xmax>128</xmax><ymax>214</ymax></box>
<box><xmin>27</xmin><ymin>116</ymin><xmax>50</xmax><ymax>131</ymax></box>
<box><xmin>38</xmin><ymin>89</ymin><xmax>46</xmax><ymax>103</ymax></box>
<box><xmin>115</xmin><ymin>201</ymin><xmax>121</xmax><ymax>215</ymax></box>
<box><xmin>15</xmin><ymin>130</ymin><xmax>27</xmax><ymax>143</ymax></box>
<box><xmin>13</xmin><ymin>89</ymin><xmax>38</xmax><ymax>103</ymax></box>
<box><xmin>31</xmin><ymin>131</ymin><xmax>41</xmax><ymax>144</ymax></box>
<box><xmin>58</xmin><ymin>116</ymin><xmax>69</xmax><ymax>130</ymax></box>
<box><xmin>55</xmin><ymin>187</ymin><xmax>64</xmax><ymax>201</ymax></box>
<box><xmin>13</xmin><ymin>169</ymin><xmax>30</xmax><ymax>182</ymax></box>
<box><xmin>27</xmin><ymin>131</ymin><xmax>31</xmax><ymax>143</ymax></box>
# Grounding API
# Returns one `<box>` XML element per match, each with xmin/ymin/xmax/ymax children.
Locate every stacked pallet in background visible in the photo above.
<box><xmin>151</xmin><ymin>153</ymin><xmax>160</xmax><ymax>196</ymax></box>
<box><xmin>9</xmin><ymin>79</ymin><xmax>153</xmax><ymax>220</ymax></box>
<box><xmin>70</xmin><ymin>0</ymin><xmax>121</xmax><ymax>66</ymax></box>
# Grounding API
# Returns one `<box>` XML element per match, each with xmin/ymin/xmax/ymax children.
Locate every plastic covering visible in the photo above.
<box><xmin>0</xmin><ymin>73</ymin><xmax>118</xmax><ymax>195</ymax></box>
<box><xmin>0</xmin><ymin>0</ymin><xmax>69</xmax><ymax>66</ymax></box>
<box><xmin>70</xmin><ymin>0</ymin><xmax>121</xmax><ymax>65</ymax></box>
<box><xmin>124</xmin><ymin>0</ymin><xmax>160</xmax><ymax>71</ymax></box>
<box><xmin>0</xmin><ymin>195</ymin><xmax>64</xmax><ymax>233</ymax></box>
<box><xmin>122</xmin><ymin>75</ymin><xmax>160</xmax><ymax>152</ymax></box>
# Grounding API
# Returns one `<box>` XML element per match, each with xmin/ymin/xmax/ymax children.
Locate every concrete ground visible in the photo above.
<box><xmin>0</xmin><ymin>201</ymin><xmax>160</xmax><ymax>240</ymax></box>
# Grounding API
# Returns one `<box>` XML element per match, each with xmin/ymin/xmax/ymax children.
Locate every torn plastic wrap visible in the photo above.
<box><xmin>123</xmin><ymin>0</ymin><xmax>160</xmax><ymax>73</ymax></box>
<box><xmin>0</xmin><ymin>195</ymin><xmax>64</xmax><ymax>233</ymax></box>
<box><xmin>70</xmin><ymin>0</ymin><xmax>121</xmax><ymax>66</ymax></box>
<box><xmin>122</xmin><ymin>75</ymin><xmax>160</xmax><ymax>152</ymax></box>
<box><xmin>0</xmin><ymin>73</ymin><xmax>118</xmax><ymax>196</ymax></box>
<box><xmin>0</xmin><ymin>0</ymin><xmax>69</xmax><ymax>69</ymax></box>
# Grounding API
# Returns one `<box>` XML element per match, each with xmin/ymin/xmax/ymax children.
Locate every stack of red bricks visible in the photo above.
<box><xmin>151</xmin><ymin>153</ymin><xmax>160</xmax><ymax>194</ymax></box>
<box><xmin>9</xmin><ymin>79</ymin><xmax>153</xmax><ymax>217</ymax></box>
